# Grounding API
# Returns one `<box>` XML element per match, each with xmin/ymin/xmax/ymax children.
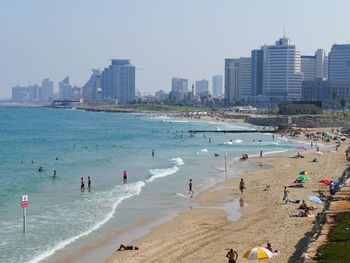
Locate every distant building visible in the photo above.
<box><xmin>12</xmin><ymin>85</ymin><xmax>38</xmax><ymax>101</ymax></box>
<box><xmin>301</xmin><ymin>49</ymin><xmax>328</xmax><ymax>81</ymax></box>
<box><xmin>279</xmin><ymin>101</ymin><xmax>323</xmax><ymax>115</ymax></box>
<box><xmin>155</xmin><ymin>90</ymin><xmax>168</xmax><ymax>100</ymax></box>
<box><xmin>224</xmin><ymin>57</ymin><xmax>251</xmax><ymax>103</ymax></box>
<box><xmin>59</xmin><ymin>77</ymin><xmax>72</xmax><ymax>100</ymax></box>
<box><xmin>224</xmin><ymin>58</ymin><xmax>239</xmax><ymax>103</ymax></box>
<box><xmin>171</xmin><ymin>77</ymin><xmax>188</xmax><ymax>93</ymax></box>
<box><xmin>102</xmin><ymin>59</ymin><xmax>135</xmax><ymax>104</ymax></box>
<box><xmin>329</xmin><ymin>44</ymin><xmax>350</xmax><ymax>81</ymax></box>
<box><xmin>71</xmin><ymin>86</ymin><xmax>82</xmax><ymax>99</ymax></box>
<box><xmin>195</xmin><ymin>79</ymin><xmax>209</xmax><ymax>96</ymax></box>
<box><xmin>212</xmin><ymin>75</ymin><xmax>223</xmax><ymax>97</ymax></box>
<box><xmin>41</xmin><ymin>78</ymin><xmax>54</xmax><ymax>102</ymax></box>
<box><xmin>82</xmin><ymin>70</ymin><xmax>101</xmax><ymax>102</ymax></box>
<box><xmin>262</xmin><ymin>36</ymin><xmax>303</xmax><ymax>100</ymax></box>
<box><xmin>251</xmin><ymin>49</ymin><xmax>264</xmax><ymax>96</ymax></box>
<box><xmin>238</xmin><ymin>57</ymin><xmax>251</xmax><ymax>99</ymax></box>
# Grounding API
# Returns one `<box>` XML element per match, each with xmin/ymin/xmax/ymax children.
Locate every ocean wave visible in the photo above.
<box><xmin>27</xmin><ymin>181</ymin><xmax>145</xmax><ymax>263</ymax></box>
<box><xmin>146</xmin><ymin>166</ymin><xmax>179</xmax><ymax>183</ymax></box>
<box><xmin>169</xmin><ymin>157</ymin><xmax>184</xmax><ymax>166</ymax></box>
<box><xmin>201</xmin><ymin>148</ymin><xmax>208</xmax><ymax>152</ymax></box>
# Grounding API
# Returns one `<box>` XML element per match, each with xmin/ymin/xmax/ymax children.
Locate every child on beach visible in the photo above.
<box><xmin>239</xmin><ymin>179</ymin><xmax>246</xmax><ymax>194</ymax></box>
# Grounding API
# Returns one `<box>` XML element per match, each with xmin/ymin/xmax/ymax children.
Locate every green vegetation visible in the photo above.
<box><xmin>315</xmin><ymin>212</ymin><xmax>350</xmax><ymax>263</ymax></box>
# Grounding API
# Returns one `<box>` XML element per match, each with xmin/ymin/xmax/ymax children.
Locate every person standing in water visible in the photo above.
<box><xmin>53</xmin><ymin>170</ymin><xmax>57</xmax><ymax>177</ymax></box>
<box><xmin>152</xmin><ymin>149</ymin><xmax>155</xmax><ymax>157</ymax></box>
<box><xmin>88</xmin><ymin>176</ymin><xmax>91</xmax><ymax>192</ymax></box>
<box><xmin>188</xmin><ymin>179</ymin><xmax>194</xmax><ymax>197</ymax></box>
<box><xmin>81</xmin><ymin>177</ymin><xmax>85</xmax><ymax>192</ymax></box>
<box><xmin>260</xmin><ymin>150</ymin><xmax>263</xmax><ymax>158</ymax></box>
<box><xmin>123</xmin><ymin>170</ymin><xmax>128</xmax><ymax>183</ymax></box>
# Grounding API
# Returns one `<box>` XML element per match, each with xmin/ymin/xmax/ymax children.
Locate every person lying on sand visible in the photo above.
<box><xmin>290</xmin><ymin>209</ymin><xmax>314</xmax><ymax>218</ymax></box>
<box><xmin>116</xmin><ymin>244</ymin><xmax>139</xmax><ymax>251</ymax></box>
<box><xmin>226</xmin><ymin>249</ymin><xmax>238</xmax><ymax>263</ymax></box>
<box><xmin>266</xmin><ymin>242</ymin><xmax>279</xmax><ymax>253</ymax></box>
<box><xmin>298</xmin><ymin>200</ymin><xmax>314</xmax><ymax>210</ymax></box>
<box><xmin>293</xmin><ymin>179</ymin><xmax>303</xmax><ymax>183</ymax></box>
<box><xmin>288</xmin><ymin>183</ymin><xmax>304</xmax><ymax>188</ymax></box>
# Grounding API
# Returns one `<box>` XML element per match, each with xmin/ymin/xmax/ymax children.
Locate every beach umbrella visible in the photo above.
<box><xmin>319</xmin><ymin>179</ymin><xmax>332</xmax><ymax>185</ymax></box>
<box><xmin>297</xmin><ymin>146</ymin><xmax>307</xmax><ymax>150</ymax></box>
<box><xmin>333</xmin><ymin>180</ymin><xmax>341</xmax><ymax>185</ymax></box>
<box><xmin>309</xmin><ymin>196</ymin><xmax>323</xmax><ymax>204</ymax></box>
<box><xmin>297</xmin><ymin>175</ymin><xmax>310</xmax><ymax>181</ymax></box>
<box><xmin>243</xmin><ymin>247</ymin><xmax>273</xmax><ymax>261</ymax></box>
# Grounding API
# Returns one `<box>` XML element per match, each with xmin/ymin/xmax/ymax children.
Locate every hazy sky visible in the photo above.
<box><xmin>1</xmin><ymin>0</ymin><xmax>349</xmax><ymax>98</ymax></box>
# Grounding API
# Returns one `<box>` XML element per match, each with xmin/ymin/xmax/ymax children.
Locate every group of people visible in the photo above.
<box><xmin>226</xmin><ymin>243</ymin><xmax>278</xmax><ymax>263</ymax></box>
<box><xmin>80</xmin><ymin>176</ymin><xmax>92</xmax><ymax>192</ymax></box>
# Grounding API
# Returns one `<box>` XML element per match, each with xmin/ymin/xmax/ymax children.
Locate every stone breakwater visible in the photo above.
<box><xmin>245</xmin><ymin>115</ymin><xmax>350</xmax><ymax>129</ymax></box>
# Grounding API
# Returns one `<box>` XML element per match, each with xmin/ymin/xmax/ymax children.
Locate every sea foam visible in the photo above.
<box><xmin>146</xmin><ymin>166</ymin><xmax>180</xmax><ymax>183</ymax></box>
<box><xmin>169</xmin><ymin>157</ymin><xmax>184</xmax><ymax>166</ymax></box>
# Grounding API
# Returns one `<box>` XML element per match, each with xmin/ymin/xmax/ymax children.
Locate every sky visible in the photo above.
<box><xmin>0</xmin><ymin>0</ymin><xmax>350</xmax><ymax>99</ymax></box>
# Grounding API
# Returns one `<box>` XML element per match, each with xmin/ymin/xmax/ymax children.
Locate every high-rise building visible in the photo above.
<box><xmin>329</xmin><ymin>44</ymin><xmax>350</xmax><ymax>81</ymax></box>
<box><xmin>83</xmin><ymin>70</ymin><xmax>101</xmax><ymax>101</ymax></box>
<box><xmin>102</xmin><ymin>59</ymin><xmax>135</xmax><ymax>104</ymax></box>
<box><xmin>171</xmin><ymin>77</ymin><xmax>188</xmax><ymax>93</ymax></box>
<box><xmin>238</xmin><ymin>57</ymin><xmax>251</xmax><ymax>99</ymax></box>
<box><xmin>251</xmin><ymin>49</ymin><xmax>264</xmax><ymax>96</ymax></box>
<box><xmin>12</xmin><ymin>85</ymin><xmax>38</xmax><ymax>101</ymax></box>
<box><xmin>195</xmin><ymin>79</ymin><xmax>209</xmax><ymax>96</ymax></box>
<box><xmin>262</xmin><ymin>36</ymin><xmax>303</xmax><ymax>100</ymax></box>
<box><xmin>212</xmin><ymin>75</ymin><xmax>223</xmax><ymax>97</ymax></box>
<box><xmin>224</xmin><ymin>57</ymin><xmax>251</xmax><ymax>102</ymax></box>
<box><xmin>224</xmin><ymin>59</ymin><xmax>239</xmax><ymax>103</ymax></box>
<box><xmin>71</xmin><ymin>86</ymin><xmax>82</xmax><ymax>99</ymax></box>
<box><xmin>59</xmin><ymin>77</ymin><xmax>72</xmax><ymax>100</ymax></box>
<box><xmin>41</xmin><ymin>78</ymin><xmax>54</xmax><ymax>102</ymax></box>
<box><xmin>301</xmin><ymin>49</ymin><xmax>328</xmax><ymax>81</ymax></box>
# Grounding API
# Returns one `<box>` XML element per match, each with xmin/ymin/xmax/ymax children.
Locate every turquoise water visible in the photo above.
<box><xmin>0</xmin><ymin>108</ymin><xmax>298</xmax><ymax>263</ymax></box>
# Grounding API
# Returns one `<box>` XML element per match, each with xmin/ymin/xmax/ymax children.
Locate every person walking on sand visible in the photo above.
<box><xmin>283</xmin><ymin>186</ymin><xmax>289</xmax><ymax>204</ymax></box>
<box><xmin>123</xmin><ymin>170</ymin><xmax>128</xmax><ymax>184</ymax></box>
<box><xmin>239</xmin><ymin>179</ymin><xmax>246</xmax><ymax>194</ymax></box>
<box><xmin>188</xmin><ymin>179</ymin><xmax>194</xmax><ymax>197</ymax></box>
<box><xmin>88</xmin><ymin>176</ymin><xmax>91</xmax><ymax>192</ymax></box>
<box><xmin>81</xmin><ymin>177</ymin><xmax>85</xmax><ymax>192</ymax></box>
<box><xmin>259</xmin><ymin>150</ymin><xmax>263</xmax><ymax>158</ymax></box>
<box><xmin>226</xmin><ymin>249</ymin><xmax>238</xmax><ymax>263</ymax></box>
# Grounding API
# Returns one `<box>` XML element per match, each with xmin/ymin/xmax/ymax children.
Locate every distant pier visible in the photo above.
<box><xmin>188</xmin><ymin>129</ymin><xmax>278</xmax><ymax>133</ymax></box>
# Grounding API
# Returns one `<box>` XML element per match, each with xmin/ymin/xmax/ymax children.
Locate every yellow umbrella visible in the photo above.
<box><xmin>243</xmin><ymin>247</ymin><xmax>274</xmax><ymax>261</ymax></box>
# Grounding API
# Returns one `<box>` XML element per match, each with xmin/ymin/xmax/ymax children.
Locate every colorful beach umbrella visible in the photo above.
<box><xmin>243</xmin><ymin>247</ymin><xmax>274</xmax><ymax>261</ymax></box>
<box><xmin>319</xmin><ymin>179</ymin><xmax>332</xmax><ymax>185</ymax></box>
<box><xmin>309</xmin><ymin>195</ymin><xmax>323</xmax><ymax>204</ymax></box>
<box><xmin>297</xmin><ymin>175</ymin><xmax>310</xmax><ymax>181</ymax></box>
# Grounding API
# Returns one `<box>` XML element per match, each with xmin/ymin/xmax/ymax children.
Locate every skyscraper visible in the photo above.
<box><xmin>262</xmin><ymin>36</ymin><xmax>303</xmax><ymax>100</ymax></box>
<box><xmin>195</xmin><ymin>79</ymin><xmax>209</xmax><ymax>96</ymax></box>
<box><xmin>212</xmin><ymin>75</ymin><xmax>223</xmax><ymax>97</ymax></box>
<box><xmin>224</xmin><ymin>59</ymin><xmax>239</xmax><ymax>103</ymax></box>
<box><xmin>251</xmin><ymin>49</ymin><xmax>264</xmax><ymax>96</ymax></box>
<box><xmin>329</xmin><ymin>44</ymin><xmax>350</xmax><ymax>81</ymax></box>
<box><xmin>238</xmin><ymin>57</ymin><xmax>251</xmax><ymax>99</ymax></box>
<box><xmin>41</xmin><ymin>78</ymin><xmax>54</xmax><ymax>102</ymax></box>
<box><xmin>301</xmin><ymin>49</ymin><xmax>328</xmax><ymax>81</ymax></box>
<box><xmin>59</xmin><ymin>77</ymin><xmax>72</xmax><ymax>100</ymax></box>
<box><xmin>171</xmin><ymin>77</ymin><xmax>188</xmax><ymax>93</ymax></box>
<box><xmin>83</xmin><ymin>70</ymin><xmax>101</xmax><ymax>101</ymax></box>
<box><xmin>102</xmin><ymin>59</ymin><xmax>135</xmax><ymax>104</ymax></box>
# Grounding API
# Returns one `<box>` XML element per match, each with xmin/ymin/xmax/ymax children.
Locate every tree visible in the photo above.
<box><xmin>340</xmin><ymin>98</ymin><xmax>346</xmax><ymax>112</ymax></box>
<box><xmin>332</xmin><ymin>91</ymin><xmax>338</xmax><ymax>110</ymax></box>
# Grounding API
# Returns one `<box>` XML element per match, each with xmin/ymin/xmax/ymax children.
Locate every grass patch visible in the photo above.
<box><xmin>315</xmin><ymin>212</ymin><xmax>350</xmax><ymax>262</ymax></box>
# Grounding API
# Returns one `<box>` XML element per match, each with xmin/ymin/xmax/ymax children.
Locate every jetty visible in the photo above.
<box><xmin>188</xmin><ymin>129</ymin><xmax>278</xmax><ymax>133</ymax></box>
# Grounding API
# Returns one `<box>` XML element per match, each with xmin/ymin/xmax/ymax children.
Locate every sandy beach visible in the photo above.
<box><xmin>108</xmin><ymin>134</ymin><xmax>348</xmax><ymax>263</ymax></box>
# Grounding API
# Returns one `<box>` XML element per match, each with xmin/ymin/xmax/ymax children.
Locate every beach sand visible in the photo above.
<box><xmin>108</xmin><ymin>139</ymin><xmax>348</xmax><ymax>263</ymax></box>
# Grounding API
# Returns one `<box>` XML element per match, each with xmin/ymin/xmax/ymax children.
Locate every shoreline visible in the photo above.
<box><xmin>107</xmin><ymin>133</ymin><xmax>346</xmax><ymax>263</ymax></box>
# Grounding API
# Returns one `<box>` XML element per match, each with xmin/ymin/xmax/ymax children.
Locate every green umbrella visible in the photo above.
<box><xmin>297</xmin><ymin>175</ymin><xmax>310</xmax><ymax>181</ymax></box>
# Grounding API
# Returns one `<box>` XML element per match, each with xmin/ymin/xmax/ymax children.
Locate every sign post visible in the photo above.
<box><xmin>21</xmin><ymin>195</ymin><xmax>28</xmax><ymax>234</ymax></box>
<box><xmin>225</xmin><ymin>152</ymin><xmax>227</xmax><ymax>172</ymax></box>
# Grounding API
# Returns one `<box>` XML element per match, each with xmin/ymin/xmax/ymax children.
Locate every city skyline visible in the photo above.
<box><xmin>1</xmin><ymin>0</ymin><xmax>350</xmax><ymax>99</ymax></box>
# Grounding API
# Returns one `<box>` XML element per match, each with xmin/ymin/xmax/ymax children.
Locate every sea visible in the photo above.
<box><xmin>0</xmin><ymin>107</ymin><xmax>302</xmax><ymax>263</ymax></box>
